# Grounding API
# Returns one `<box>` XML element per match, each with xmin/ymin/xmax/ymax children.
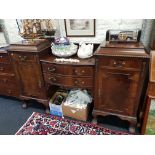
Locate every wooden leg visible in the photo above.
<box><xmin>22</xmin><ymin>100</ymin><xmax>28</xmax><ymax>109</ymax></box>
<box><xmin>92</xmin><ymin>115</ymin><xmax>98</xmax><ymax>125</ymax></box>
<box><xmin>129</xmin><ymin>122</ymin><xmax>136</xmax><ymax>134</ymax></box>
<box><xmin>45</xmin><ymin>107</ymin><xmax>50</xmax><ymax>114</ymax></box>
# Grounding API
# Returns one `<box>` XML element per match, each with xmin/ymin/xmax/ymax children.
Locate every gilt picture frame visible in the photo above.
<box><xmin>64</xmin><ymin>19</ymin><xmax>95</xmax><ymax>37</ymax></box>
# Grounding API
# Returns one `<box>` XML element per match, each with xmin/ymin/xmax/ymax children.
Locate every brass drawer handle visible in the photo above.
<box><xmin>113</xmin><ymin>61</ymin><xmax>117</xmax><ymax>65</ymax></box>
<box><xmin>8</xmin><ymin>90</ymin><xmax>12</xmax><ymax>94</ymax></box>
<box><xmin>81</xmin><ymin>70</ymin><xmax>85</xmax><ymax>73</ymax></box>
<box><xmin>0</xmin><ymin>67</ymin><xmax>4</xmax><ymax>71</ymax></box>
<box><xmin>122</xmin><ymin>61</ymin><xmax>126</xmax><ymax>65</ymax></box>
<box><xmin>74</xmin><ymin>69</ymin><xmax>85</xmax><ymax>74</ymax></box>
<box><xmin>18</xmin><ymin>55</ymin><xmax>27</xmax><ymax>61</ymax></box>
<box><xmin>113</xmin><ymin>60</ymin><xmax>126</xmax><ymax>67</ymax></box>
<box><xmin>81</xmin><ymin>81</ymin><xmax>85</xmax><ymax>84</ymax></box>
<box><xmin>74</xmin><ymin>80</ymin><xmax>79</xmax><ymax>85</ymax></box>
<box><xmin>49</xmin><ymin>77</ymin><xmax>56</xmax><ymax>82</ymax></box>
<box><xmin>48</xmin><ymin>67</ymin><xmax>56</xmax><ymax>72</ymax></box>
<box><xmin>74</xmin><ymin>70</ymin><xmax>78</xmax><ymax>74</ymax></box>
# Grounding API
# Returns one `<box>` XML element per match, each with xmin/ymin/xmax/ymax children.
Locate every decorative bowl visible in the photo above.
<box><xmin>51</xmin><ymin>43</ymin><xmax>78</xmax><ymax>57</ymax></box>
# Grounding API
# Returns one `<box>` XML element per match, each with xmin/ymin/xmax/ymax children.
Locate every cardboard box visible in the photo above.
<box><xmin>62</xmin><ymin>103</ymin><xmax>89</xmax><ymax>121</ymax></box>
<box><xmin>49</xmin><ymin>91</ymin><xmax>68</xmax><ymax>117</ymax></box>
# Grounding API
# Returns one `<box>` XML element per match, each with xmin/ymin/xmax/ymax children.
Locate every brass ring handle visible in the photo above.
<box><xmin>74</xmin><ymin>80</ymin><xmax>79</xmax><ymax>85</ymax></box>
<box><xmin>81</xmin><ymin>81</ymin><xmax>85</xmax><ymax>84</ymax></box>
<box><xmin>18</xmin><ymin>55</ymin><xmax>27</xmax><ymax>61</ymax></box>
<box><xmin>74</xmin><ymin>70</ymin><xmax>78</xmax><ymax>74</ymax></box>
<box><xmin>48</xmin><ymin>67</ymin><xmax>56</xmax><ymax>72</ymax></box>
<box><xmin>113</xmin><ymin>61</ymin><xmax>117</xmax><ymax>65</ymax></box>
<box><xmin>122</xmin><ymin>61</ymin><xmax>126</xmax><ymax>65</ymax></box>
<box><xmin>49</xmin><ymin>77</ymin><xmax>56</xmax><ymax>82</ymax></box>
<box><xmin>0</xmin><ymin>67</ymin><xmax>4</xmax><ymax>71</ymax></box>
<box><xmin>81</xmin><ymin>70</ymin><xmax>85</xmax><ymax>73</ymax></box>
<box><xmin>113</xmin><ymin>61</ymin><xmax>125</xmax><ymax>67</ymax></box>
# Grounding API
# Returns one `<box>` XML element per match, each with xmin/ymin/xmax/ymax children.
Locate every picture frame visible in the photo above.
<box><xmin>141</xmin><ymin>96</ymin><xmax>155</xmax><ymax>135</ymax></box>
<box><xmin>64</xmin><ymin>19</ymin><xmax>95</xmax><ymax>37</ymax></box>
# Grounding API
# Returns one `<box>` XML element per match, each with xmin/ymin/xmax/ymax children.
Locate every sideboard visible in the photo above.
<box><xmin>7</xmin><ymin>39</ymin><xmax>52</xmax><ymax>112</ymax></box>
<box><xmin>93</xmin><ymin>42</ymin><xmax>149</xmax><ymax>133</ymax></box>
<box><xmin>0</xmin><ymin>40</ymin><xmax>150</xmax><ymax>133</ymax></box>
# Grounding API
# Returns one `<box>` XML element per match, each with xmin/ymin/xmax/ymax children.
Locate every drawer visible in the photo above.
<box><xmin>0</xmin><ymin>75</ymin><xmax>19</xmax><ymax>97</ymax></box>
<box><xmin>42</xmin><ymin>62</ymin><xmax>94</xmax><ymax>77</ymax></box>
<box><xmin>44</xmin><ymin>73</ymin><xmax>93</xmax><ymax>88</ymax></box>
<box><xmin>0</xmin><ymin>53</ymin><xmax>10</xmax><ymax>63</ymax></box>
<box><xmin>0</xmin><ymin>63</ymin><xmax>14</xmax><ymax>74</ymax></box>
<box><xmin>99</xmin><ymin>57</ymin><xmax>142</xmax><ymax>70</ymax></box>
<box><xmin>10</xmin><ymin>52</ymin><xmax>37</xmax><ymax>62</ymax></box>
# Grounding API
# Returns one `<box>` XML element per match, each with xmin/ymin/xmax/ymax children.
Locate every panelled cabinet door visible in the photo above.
<box><xmin>16</xmin><ymin>61</ymin><xmax>45</xmax><ymax>98</ymax></box>
<box><xmin>95</xmin><ymin>68</ymin><xmax>141</xmax><ymax>117</ymax></box>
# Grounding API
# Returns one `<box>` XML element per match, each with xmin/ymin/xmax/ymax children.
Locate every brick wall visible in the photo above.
<box><xmin>59</xmin><ymin>19</ymin><xmax>143</xmax><ymax>43</ymax></box>
<box><xmin>1</xmin><ymin>19</ymin><xmax>154</xmax><ymax>48</ymax></box>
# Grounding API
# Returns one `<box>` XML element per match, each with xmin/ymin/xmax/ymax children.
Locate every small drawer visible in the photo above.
<box><xmin>0</xmin><ymin>53</ymin><xmax>10</xmax><ymax>63</ymax></box>
<box><xmin>42</xmin><ymin>63</ymin><xmax>63</xmax><ymax>74</ymax></box>
<box><xmin>10</xmin><ymin>52</ymin><xmax>37</xmax><ymax>62</ymax></box>
<box><xmin>99</xmin><ymin>57</ymin><xmax>142</xmax><ymax>70</ymax></box>
<box><xmin>0</xmin><ymin>63</ymin><xmax>14</xmax><ymax>74</ymax></box>
<box><xmin>72</xmin><ymin>77</ymin><xmax>93</xmax><ymax>88</ymax></box>
<box><xmin>44</xmin><ymin>73</ymin><xmax>93</xmax><ymax>88</ymax></box>
<box><xmin>42</xmin><ymin>62</ymin><xmax>94</xmax><ymax>77</ymax></box>
<box><xmin>69</xmin><ymin>66</ymin><xmax>94</xmax><ymax>77</ymax></box>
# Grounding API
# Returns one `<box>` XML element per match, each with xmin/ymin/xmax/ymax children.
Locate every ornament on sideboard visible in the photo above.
<box><xmin>51</xmin><ymin>37</ymin><xmax>78</xmax><ymax>57</ymax></box>
<box><xmin>77</xmin><ymin>43</ymin><xmax>94</xmax><ymax>59</ymax></box>
<box><xmin>16</xmin><ymin>19</ymin><xmax>56</xmax><ymax>40</ymax></box>
<box><xmin>106</xmin><ymin>29</ymin><xmax>141</xmax><ymax>43</ymax></box>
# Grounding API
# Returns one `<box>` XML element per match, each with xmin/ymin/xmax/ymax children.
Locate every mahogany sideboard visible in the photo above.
<box><xmin>0</xmin><ymin>40</ymin><xmax>150</xmax><ymax>133</ymax></box>
<box><xmin>40</xmin><ymin>54</ymin><xmax>95</xmax><ymax>95</ymax></box>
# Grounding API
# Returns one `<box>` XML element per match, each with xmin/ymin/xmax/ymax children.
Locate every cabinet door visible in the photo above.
<box><xmin>95</xmin><ymin>68</ymin><xmax>141</xmax><ymax>117</ymax></box>
<box><xmin>16</xmin><ymin>61</ymin><xmax>45</xmax><ymax>98</ymax></box>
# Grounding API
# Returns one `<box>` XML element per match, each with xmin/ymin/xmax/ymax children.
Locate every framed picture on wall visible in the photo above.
<box><xmin>141</xmin><ymin>97</ymin><xmax>155</xmax><ymax>134</ymax></box>
<box><xmin>64</xmin><ymin>19</ymin><xmax>95</xmax><ymax>37</ymax></box>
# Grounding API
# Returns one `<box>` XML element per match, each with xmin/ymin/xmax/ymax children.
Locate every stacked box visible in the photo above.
<box><xmin>49</xmin><ymin>91</ymin><xmax>68</xmax><ymax>117</ymax></box>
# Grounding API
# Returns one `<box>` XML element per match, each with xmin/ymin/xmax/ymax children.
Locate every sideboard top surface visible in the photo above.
<box><xmin>95</xmin><ymin>42</ymin><xmax>150</xmax><ymax>58</ymax></box>
<box><xmin>8</xmin><ymin>39</ymin><xmax>51</xmax><ymax>52</ymax></box>
<box><xmin>40</xmin><ymin>54</ymin><xmax>95</xmax><ymax>66</ymax></box>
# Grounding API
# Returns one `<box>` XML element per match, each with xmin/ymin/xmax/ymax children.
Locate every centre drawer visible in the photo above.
<box><xmin>43</xmin><ymin>73</ymin><xmax>93</xmax><ymax>88</ymax></box>
<box><xmin>42</xmin><ymin>62</ymin><xmax>94</xmax><ymax>77</ymax></box>
<box><xmin>99</xmin><ymin>57</ymin><xmax>142</xmax><ymax>70</ymax></box>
